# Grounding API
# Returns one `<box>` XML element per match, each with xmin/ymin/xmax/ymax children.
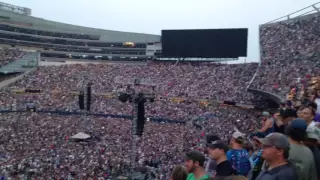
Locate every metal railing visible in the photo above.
<box><xmin>0</xmin><ymin>1</ymin><xmax>31</xmax><ymax>16</ymax></box>
<box><xmin>264</xmin><ymin>2</ymin><xmax>320</xmax><ymax>24</ymax></box>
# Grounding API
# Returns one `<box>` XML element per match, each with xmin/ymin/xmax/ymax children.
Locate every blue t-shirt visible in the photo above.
<box><xmin>251</xmin><ymin>149</ymin><xmax>263</xmax><ymax>167</ymax></box>
<box><xmin>227</xmin><ymin>149</ymin><xmax>251</xmax><ymax>176</ymax></box>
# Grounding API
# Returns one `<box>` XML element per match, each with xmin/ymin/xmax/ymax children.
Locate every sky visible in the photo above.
<box><xmin>2</xmin><ymin>0</ymin><xmax>320</xmax><ymax>63</ymax></box>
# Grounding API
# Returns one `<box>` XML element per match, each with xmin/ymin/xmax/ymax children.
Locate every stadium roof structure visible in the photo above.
<box><xmin>0</xmin><ymin>8</ymin><xmax>160</xmax><ymax>43</ymax></box>
<box><xmin>0</xmin><ymin>2</ymin><xmax>31</xmax><ymax>16</ymax></box>
<box><xmin>264</xmin><ymin>2</ymin><xmax>320</xmax><ymax>24</ymax></box>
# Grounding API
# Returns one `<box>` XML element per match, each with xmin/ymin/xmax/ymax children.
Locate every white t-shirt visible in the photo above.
<box><xmin>308</xmin><ymin>121</ymin><xmax>317</xmax><ymax>128</ymax></box>
<box><xmin>315</xmin><ymin>98</ymin><xmax>320</xmax><ymax>114</ymax></box>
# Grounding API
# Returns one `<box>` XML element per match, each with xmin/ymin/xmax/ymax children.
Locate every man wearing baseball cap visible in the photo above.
<box><xmin>286</xmin><ymin>118</ymin><xmax>317</xmax><ymax>180</ymax></box>
<box><xmin>275</xmin><ymin>108</ymin><xmax>297</xmax><ymax>134</ymax></box>
<box><xmin>255</xmin><ymin>133</ymin><xmax>297</xmax><ymax>180</ymax></box>
<box><xmin>206</xmin><ymin>135</ymin><xmax>234</xmax><ymax>177</ymax></box>
<box><xmin>227</xmin><ymin>131</ymin><xmax>251</xmax><ymax>176</ymax></box>
<box><xmin>259</xmin><ymin>111</ymin><xmax>275</xmax><ymax>136</ymax></box>
<box><xmin>251</xmin><ymin>111</ymin><xmax>275</xmax><ymax>138</ymax></box>
<box><xmin>205</xmin><ymin>135</ymin><xmax>218</xmax><ymax>177</ymax></box>
<box><xmin>185</xmin><ymin>150</ymin><xmax>209</xmax><ymax>180</ymax></box>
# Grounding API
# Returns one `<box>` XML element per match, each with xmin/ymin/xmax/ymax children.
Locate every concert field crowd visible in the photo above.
<box><xmin>0</xmin><ymin>10</ymin><xmax>320</xmax><ymax>180</ymax></box>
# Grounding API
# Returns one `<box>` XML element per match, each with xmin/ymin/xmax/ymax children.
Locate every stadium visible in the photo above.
<box><xmin>0</xmin><ymin>1</ymin><xmax>319</xmax><ymax>180</ymax></box>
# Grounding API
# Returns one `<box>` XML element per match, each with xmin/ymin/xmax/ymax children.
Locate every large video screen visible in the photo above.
<box><xmin>161</xmin><ymin>28</ymin><xmax>248</xmax><ymax>58</ymax></box>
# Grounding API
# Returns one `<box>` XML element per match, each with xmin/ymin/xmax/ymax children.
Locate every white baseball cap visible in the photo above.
<box><xmin>232</xmin><ymin>131</ymin><xmax>245</xmax><ymax>139</ymax></box>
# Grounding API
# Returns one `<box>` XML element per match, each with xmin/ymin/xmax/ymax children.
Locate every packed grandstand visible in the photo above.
<box><xmin>0</xmin><ymin>2</ymin><xmax>320</xmax><ymax>180</ymax></box>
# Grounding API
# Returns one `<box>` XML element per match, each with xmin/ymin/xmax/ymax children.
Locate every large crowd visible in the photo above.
<box><xmin>0</xmin><ymin>107</ymin><xmax>261</xmax><ymax>179</ymax></box>
<box><xmin>0</xmin><ymin>61</ymin><xmax>262</xmax><ymax>179</ymax></box>
<box><xmin>251</xmin><ymin>12</ymin><xmax>320</xmax><ymax>98</ymax></box>
<box><xmin>0</xmin><ymin>113</ymin><xmax>190</xmax><ymax>179</ymax></box>
<box><xmin>0</xmin><ymin>10</ymin><xmax>319</xmax><ymax>180</ymax></box>
<box><xmin>0</xmin><ymin>62</ymin><xmax>259</xmax><ymax>119</ymax></box>
<box><xmin>0</xmin><ymin>48</ymin><xmax>25</xmax><ymax>68</ymax></box>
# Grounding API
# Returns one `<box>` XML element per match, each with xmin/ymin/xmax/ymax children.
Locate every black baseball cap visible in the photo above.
<box><xmin>206</xmin><ymin>135</ymin><xmax>228</xmax><ymax>152</ymax></box>
<box><xmin>279</xmin><ymin>109</ymin><xmax>297</xmax><ymax>119</ymax></box>
<box><xmin>185</xmin><ymin>150</ymin><xmax>205</xmax><ymax>165</ymax></box>
<box><xmin>206</xmin><ymin>135</ymin><xmax>220</xmax><ymax>144</ymax></box>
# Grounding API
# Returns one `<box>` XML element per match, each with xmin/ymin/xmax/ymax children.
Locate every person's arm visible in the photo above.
<box><xmin>258</xmin><ymin>119</ymin><xmax>272</xmax><ymax>132</ymax></box>
<box><xmin>226</xmin><ymin>150</ymin><xmax>232</xmax><ymax>161</ymax></box>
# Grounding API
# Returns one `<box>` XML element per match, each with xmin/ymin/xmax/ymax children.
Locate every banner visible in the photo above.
<box><xmin>170</xmin><ymin>97</ymin><xmax>185</xmax><ymax>103</ymax></box>
<box><xmin>70</xmin><ymin>91</ymin><xmax>80</xmax><ymax>96</ymax></box>
<box><xmin>199</xmin><ymin>100</ymin><xmax>209</xmax><ymax>106</ymax></box>
<box><xmin>25</xmin><ymin>89</ymin><xmax>41</xmax><ymax>94</ymax></box>
<box><xmin>102</xmin><ymin>93</ymin><xmax>114</xmax><ymax>99</ymax></box>
<box><xmin>12</xmin><ymin>89</ymin><xmax>24</xmax><ymax>94</ymax></box>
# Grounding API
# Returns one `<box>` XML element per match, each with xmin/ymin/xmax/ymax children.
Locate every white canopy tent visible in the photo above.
<box><xmin>70</xmin><ymin>132</ymin><xmax>91</xmax><ymax>140</ymax></box>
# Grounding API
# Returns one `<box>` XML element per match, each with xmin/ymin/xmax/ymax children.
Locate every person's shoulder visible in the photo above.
<box><xmin>187</xmin><ymin>173</ymin><xmax>195</xmax><ymax>180</ymax></box>
<box><xmin>207</xmin><ymin>159</ymin><xmax>217</xmax><ymax>169</ymax></box>
<box><xmin>227</xmin><ymin>149</ymin><xmax>237</xmax><ymax>159</ymax></box>
<box><xmin>227</xmin><ymin>149</ymin><xmax>234</xmax><ymax>153</ymax></box>
<box><xmin>232</xmin><ymin>176</ymin><xmax>248</xmax><ymax>180</ymax></box>
<box><xmin>275</xmin><ymin>172</ymin><xmax>297</xmax><ymax>180</ymax></box>
<box><xmin>226</xmin><ymin>149</ymin><xmax>234</xmax><ymax>156</ymax></box>
<box><xmin>228</xmin><ymin>149</ymin><xmax>244</xmax><ymax>154</ymax></box>
<box><xmin>218</xmin><ymin>160</ymin><xmax>233</xmax><ymax>171</ymax></box>
<box><xmin>274</xmin><ymin>165</ymin><xmax>297</xmax><ymax>180</ymax></box>
<box><xmin>213</xmin><ymin>176</ymin><xmax>248</xmax><ymax>180</ymax></box>
<box><xmin>290</xmin><ymin>143</ymin><xmax>313</xmax><ymax>155</ymax></box>
<box><xmin>202</xmin><ymin>174</ymin><xmax>210</xmax><ymax>179</ymax></box>
<box><xmin>240</xmin><ymin>149</ymin><xmax>249</xmax><ymax>155</ymax></box>
<box><xmin>299</xmin><ymin>145</ymin><xmax>314</xmax><ymax>158</ymax></box>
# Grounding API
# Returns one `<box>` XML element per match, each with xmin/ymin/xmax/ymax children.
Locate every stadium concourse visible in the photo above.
<box><xmin>0</xmin><ymin>6</ymin><xmax>320</xmax><ymax>180</ymax></box>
